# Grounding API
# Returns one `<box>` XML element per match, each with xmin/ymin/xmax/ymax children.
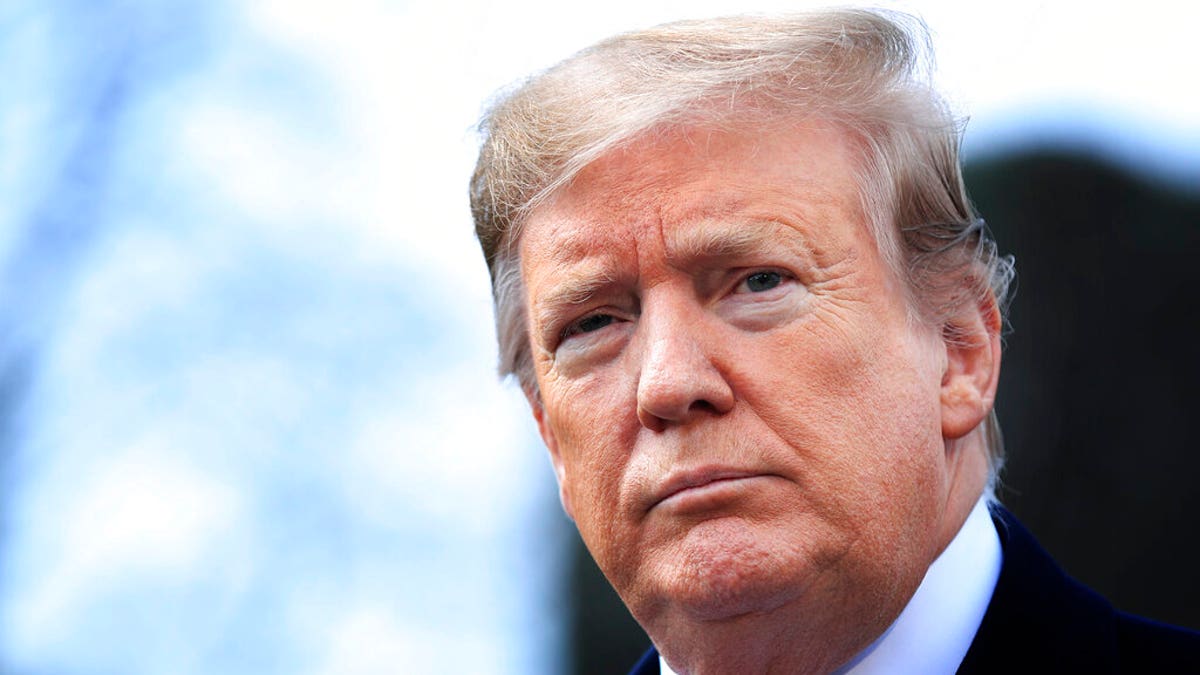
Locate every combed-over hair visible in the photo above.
<box><xmin>470</xmin><ymin>8</ymin><xmax>1015</xmax><ymax>479</ymax></box>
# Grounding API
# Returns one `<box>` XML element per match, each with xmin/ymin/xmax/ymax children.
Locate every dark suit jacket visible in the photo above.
<box><xmin>628</xmin><ymin>506</ymin><xmax>1200</xmax><ymax>674</ymax></box>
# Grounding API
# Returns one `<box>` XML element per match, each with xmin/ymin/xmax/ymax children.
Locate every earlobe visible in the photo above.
<box><xmin>527</xmin><ymin>390</ymin><xmax>576</xmax><ymax>520</ymax></box>
<box><xmin>940</xmin><ymin>293</ymin><xmax>1002</xmax><ymax>440</ymax></box>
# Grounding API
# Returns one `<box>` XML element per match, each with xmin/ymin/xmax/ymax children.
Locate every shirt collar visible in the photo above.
<box><xmin>660</xmin><ymin>495</ymin><xmax>1002</xmax><ymax>675</ymax></box>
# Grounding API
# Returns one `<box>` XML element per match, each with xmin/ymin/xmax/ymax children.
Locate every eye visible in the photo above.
<box><xmin>562</xmin><ymin>313</ymin><xmax>615</xmax><ymax>340</ymax></box>
<box><xmin>717</xmin><ymin>268</ymin><xmax>806</xmax><ymax>330</ymax></box>
<box><xmin>738</xmin><ymin>271</ymin><xmax>784</xmax><ymax>293</ymax></box>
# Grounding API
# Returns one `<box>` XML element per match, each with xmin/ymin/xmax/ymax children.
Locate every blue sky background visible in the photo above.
<box><xmin>0</xmin><ymin>1</ymin><xmax>1195</xmax><ymax>673</ymax></box>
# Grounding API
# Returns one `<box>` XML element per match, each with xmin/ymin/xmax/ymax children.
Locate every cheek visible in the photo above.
<box><xmin>544</xmin><ymin>372</ymin><xmax>638</xmax><ymax>519</ymax></box>
<box><xmin>742</xmin><ymin>310</ymin><xmax>945</xmax><ymax>504</ymax></box>
<box><xmin>547</xmin><ymin>371</ymin><xmax>633</xmax><ymax>457</ymax></box>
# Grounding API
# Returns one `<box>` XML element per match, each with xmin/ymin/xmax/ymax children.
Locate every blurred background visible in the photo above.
<box><xmin>0</xmin><ymin>1</ymin><xmax>1196</xmax><ymax>673</ymax></box>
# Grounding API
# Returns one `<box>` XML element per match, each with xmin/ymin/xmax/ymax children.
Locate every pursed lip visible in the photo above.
<box><xmin>647</xmin><ymin>467</ymin><xmax>769</xmax><ymax>513</ymax></box>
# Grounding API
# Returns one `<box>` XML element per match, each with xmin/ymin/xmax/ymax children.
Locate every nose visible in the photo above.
<box><xmin>636</xmin><ymin>302</ymin><xmax>735</xmax><ymax>431</ymax></box>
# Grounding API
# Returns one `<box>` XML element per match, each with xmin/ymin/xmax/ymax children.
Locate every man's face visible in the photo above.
<box><xmin>519</xmin><ymin>119</ymin><xmax>973</xmax><ymax>645</ymax></box>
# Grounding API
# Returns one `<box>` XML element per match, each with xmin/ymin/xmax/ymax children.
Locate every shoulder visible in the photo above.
<box><xmin>628</xmin><ymin>647</ymin><xmax>659</xmax><ymax>675</ymax></box>
<box><xmin>959</xmin><ymin>504</ymin><xmax>1200</xmax><ymax>674</ymax></box>
<box><xmin>1115</xmin><ymin>612</ymin><xmax>1200</xmax><ymax>671</ymax></box>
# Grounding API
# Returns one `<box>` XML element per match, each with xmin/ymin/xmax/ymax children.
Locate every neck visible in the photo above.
<box><xmin>934</xmin><ymin>434</ymin><xmax>990</xmax><ymax>557</ymax></box>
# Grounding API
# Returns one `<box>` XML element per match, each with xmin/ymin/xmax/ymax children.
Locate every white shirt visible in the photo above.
<box><xmin>659</xmin><ymin>496</ymin><xmax>1002</xmax><ymax>675</ymax></box>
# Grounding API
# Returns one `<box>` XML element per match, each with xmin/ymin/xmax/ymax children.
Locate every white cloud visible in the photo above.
<box><xmin>340</xmin><ymin>363</ymin><xmax>537</xmax><ymax>533</ymax></box>
<box><xmin>7</xmin><ymin>447</ymin><xmax>242</xmax><ymax>653</ymax></box>
<box><xmin>314</xmin><ymin>605</ymin><xmax>499</xmax><ymax>675</ymax></box>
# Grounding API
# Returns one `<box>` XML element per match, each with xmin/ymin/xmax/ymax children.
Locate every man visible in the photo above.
<box><xmin>470</xmin><ymin>9</ymin><xmax>1200</xmax><ymax>674</ymax></box>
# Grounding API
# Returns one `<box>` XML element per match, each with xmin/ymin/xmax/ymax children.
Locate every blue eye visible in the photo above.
<box><xmin>743</xmin><ymin>271</ymin><xmax>782</xmax><ymax>292</ymax></box>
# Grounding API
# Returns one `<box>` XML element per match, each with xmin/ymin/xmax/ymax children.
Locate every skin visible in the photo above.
<box><xmin>519</xmin><ymin>119</ymin><xmax>1000</xmax><ymax>674</ymax></box>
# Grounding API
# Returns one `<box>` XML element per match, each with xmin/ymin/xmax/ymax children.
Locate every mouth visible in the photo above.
<box><xmin>649</xmin><ymin>468</ymin><xmax>773</xmax><ymax>514</ymax></box>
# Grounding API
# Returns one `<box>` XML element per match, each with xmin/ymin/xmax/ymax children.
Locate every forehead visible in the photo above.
<box><xmin>519</xmin><ymin>119</ymin><xmax>869</xmax><ymax>277</ymax></box>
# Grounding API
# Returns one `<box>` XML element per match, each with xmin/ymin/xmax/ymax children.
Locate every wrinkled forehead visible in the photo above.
<box><xmin>517</xmin><ymin>119</ymin><xmax>867</xmax><ymax>270</ymax></box>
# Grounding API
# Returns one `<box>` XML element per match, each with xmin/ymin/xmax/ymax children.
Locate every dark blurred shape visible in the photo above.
<box><xmin>567</xmin><ymin>531</ymin><xmax>648</xmax><ymax>675</ymax></box>
<box><xmin>565</xmin><ymin>148</ymin><xmax>1200</xmax><ymax>672</ymax></box>
<box><xmin>968</xmin><ymin>149</ymin><xmax>1200</xmax><ymax>632</ymax></box>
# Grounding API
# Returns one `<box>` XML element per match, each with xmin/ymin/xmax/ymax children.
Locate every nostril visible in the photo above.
<box><xmin>636</xmin><ymin>370</ymin><xmax>735</xmax><ymax>430</ymax></box>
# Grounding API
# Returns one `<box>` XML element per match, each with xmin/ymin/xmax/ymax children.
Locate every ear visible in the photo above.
<box><xmin>940</xmin><ymin>292</ymin><xmax>1002</xmax><ymax>440</ymax></box>
<box><xmin>526</xmin><ymin>389</ymin><xmax>576</xmax><ymax>521</ymax></box>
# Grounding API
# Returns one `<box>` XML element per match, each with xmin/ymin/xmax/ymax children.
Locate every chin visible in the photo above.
<box><xmin>643</xmin><ymin>519</ymin><xmax>806</xmax><ymax>622</ymax></box>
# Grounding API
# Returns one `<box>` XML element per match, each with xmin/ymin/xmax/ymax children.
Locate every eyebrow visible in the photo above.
<box><xmin>669</xmin><ymin>222</ymin><xmax>774</xmax><ymax>261</ymax></box>
<box><xmin>665</xmin><ymin>218</ymin><xmax>810</xmax><ymax>266</ymax></box>
<box><xmin>531</xmin><ymin>262</ymin><xmax>622</xmax><ymax>337</ymax></box>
